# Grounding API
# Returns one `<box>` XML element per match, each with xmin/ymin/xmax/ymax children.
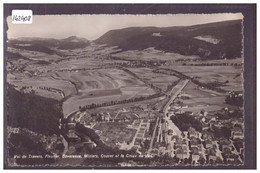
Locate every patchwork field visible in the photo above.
<box><xmin>113</xmin><ymin>47</ymin><xmax>199</xmax><ymax>62</ymax></box>
<box><xmin>126</xmin><ymin>67</ymin><xmax>180</xmax><ymax>91</ymax></box>
<box><xmin>171</xmin><ymin>65</ymin><xmax>243</xmax><ymax>92</ymax></box>
<box><xmin>177</xmin><ymin>81</ymin><xmax>239</xmax><ymax>113</ymax></box>
<box><xmin>7</xmin><ymin>73</ymin><xmax>76</xmax><ymax>100</ymax></box>
<box><xmin>7</xmin><ymin>41</ymin><xmax>243</xmax><ymax>120</ymax></box>
<box><xmin>61</xmin><ymin>69</ymin><xmax>155</xmax><ymax>116</ymax></box>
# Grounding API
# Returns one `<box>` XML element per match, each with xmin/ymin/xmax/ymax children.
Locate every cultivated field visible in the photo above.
<box><xmin>171</xmin><ymin>65</ymin><xmax>243</xmax><ymax>91</ymax></box>
<box><xmin>7</xmin><ymin>41</ymin><xmax>243</xmax><ymax>120</ymax></box>
<box><xmin>113</xmin><ymin>47</ymin><xmax>199</xmax><ymax>62</ymax></box>
<box><xmin>7</xmin><ymin>74</ymin><xmax>76</xmax><ymax>100</ymax></box>
<box><xmin>127</xmin><ymin>67</ymin><xmax>180</xmax><ymax>91</ymax></box>
<box><xmin>177</xmin><ymin>81</ymin><xmax>239</xmax><ymax>113</ymax></box>
<box><xmin>61</xmin><ymin>69</ymin><xmax>155</xmax><ymax>116</ymax></box>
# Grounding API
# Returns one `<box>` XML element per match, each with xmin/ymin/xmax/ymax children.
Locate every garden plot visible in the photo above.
<box><xmin>93</xmin><ymin>122</ymin><xmax>137</xmax><ymax>148</ymax></box>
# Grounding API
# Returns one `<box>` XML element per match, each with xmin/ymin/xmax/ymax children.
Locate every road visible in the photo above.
<box><xmin>164</xmin><ymin>79</ymin><xmax>189</xmax><ymax>137</ymax></box>
<box><xmin>147</xmin><ymin>117</ymin><xmax>159</xmax><ymax>154</ymax></box>
<box><xmin>125</xmin><ymin>120</ymin><xmax>143</xmax><ymax>150</ymax></box>
<box><xmin>163</xmin><ymin>79</ymin><xmax>190</xmax><ymax>113</ymax></box>
<box><xmin>147</xmin><ymin>80</ymin><xmax>189</xmax><ymax>154</ymax></box>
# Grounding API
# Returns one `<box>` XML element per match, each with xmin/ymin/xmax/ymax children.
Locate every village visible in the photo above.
<box><xmin>61</xmin><ymin>80</ymin><xmax>244</xmax><ymax>166</ymax></box>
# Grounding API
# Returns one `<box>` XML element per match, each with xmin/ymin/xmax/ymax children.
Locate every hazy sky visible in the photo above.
<box><xmin>7</xmin><ymin>13</ymin><xmax>243</xmax><ymax>40</ymax></box>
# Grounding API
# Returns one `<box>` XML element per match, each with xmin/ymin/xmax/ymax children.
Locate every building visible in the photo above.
<box><xmin>205</xmin><ymin>140</ymin><xmax>213</xmax><ymax>149</ymax></box>
<box><xmin>231</xmin><ymin>127</ymin><xmax>243</xmax><ymax>140</ymax></box>
<box><xmin>207</xmin><ymin>148</ymin><xmax>217</xmax><ymax>162</ymax></box>
<box><xmin>191</xmin><ymin>147</ymin><xmax>200</xmax><ymax>163</ymax></box>
<box><xmin>102</xmin><ymin>113</ymin><xmax>112</xmax><ymax>122</ymax></box>
<box><xmin>202</xmin><ymin>131</ymin><xmax>214</xmax><ymax>141</ymax></box>
<box><xmin>219</xmin><ymin>139</ymin><xmax>232</xmax><ymax>151</ymax></box>
<box><xmin>232</xmin><ymin>119</ymin><xmax>244</xmax><ymax>127</ymax></box>
<box><xmin>175</xmin><ymin>147</ymin><xmax>189</xmax><ymax>160</ymax></box>
<box><xmin>188</xmin><ymin>127</ymin><xmax>200</xmax><ymax>138</ymax></box>
<box><xmin>65</xmin><ymin>129</ymin><xmax>80</xmax><ymax>142</ymax></box>
<box><xmin>226</xmin><ymin>153</ymin><xmax>238</xmax><ymax>162</ymax></box>
<box><xmin>190</xmin><ymin>137</ymin><xmax>201</xmax><ymax>148</ymax></box>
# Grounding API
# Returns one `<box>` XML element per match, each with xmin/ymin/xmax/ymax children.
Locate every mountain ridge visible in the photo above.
<box><xmin>8</xmin><ymin>36</ymin><xmax>90</xmax><ymax>54</ymax></box>
<box><xmin>95</xmin><ymin>19</ymin><xmax>242</xmax><ymax>59</ymax></box>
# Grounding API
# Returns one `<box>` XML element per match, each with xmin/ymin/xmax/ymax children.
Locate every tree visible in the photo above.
<box><xmin>216</xmin><ymin>157</ymin><xmax>223</xmax><ymax>164</ymax></box>
<box><xmin>199</xmin><ymin>156</ymin><xmax>205</xmax><ymax>165</ymax></box>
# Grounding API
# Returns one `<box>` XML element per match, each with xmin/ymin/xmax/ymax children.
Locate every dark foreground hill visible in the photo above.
<box><xmin>6</xmin><ymin>84</ymin><xmax>64</xmax><ymax>165</ymax></box>
<box><xmin>8</xmin><ymin>36</ymin><xmax>90</xmax><ymax>54</ymax></box>
<box><xmin>6</xmin><ymin>84</ymin><xmax>63</xmax><ymax>135</ymax></box>
<box><xmin>95</xmin><ymin>20</ymin><xmax>242</xmax><ymax>59</ymax></box>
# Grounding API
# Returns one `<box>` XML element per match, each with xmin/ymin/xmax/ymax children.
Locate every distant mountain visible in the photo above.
<box><xmin>58</xmin><ymin>36</ymin><xmax>90</xmax><ymax>49</ymax></box>
<box><xmin>95</xmin><ymin>20</ymin><xmax>242</xmax><ymax>59</ymax></box>
<box><xmin>8</xmin><ymin>36</ymin><xmax>90</xmax><ymax>54</ymax></box>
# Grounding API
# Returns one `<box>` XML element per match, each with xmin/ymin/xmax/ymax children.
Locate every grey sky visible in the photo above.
<box><xmin>7</xmin><ymin>13</ymin><xmax>243</xmax><ymax>40</ymax></box>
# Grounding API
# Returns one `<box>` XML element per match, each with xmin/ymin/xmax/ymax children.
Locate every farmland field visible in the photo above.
<box><xmin>60</xmin><ymin>68</ymin><xmax>155</xmax><ymax>116</ymax></box>
<box><xmin>113</xmin><ymin>47</ymin><xmax>199</xmax><ymax>62</ymax></box>
<box><xmin>7</xmin><ymin>74</ymin><xmax>76</xmax><ymax>100</ymax></box>
<box><xmin>169</xmin><ymin>64</ymin><xmax>243</xmax><ymax>92</ymax></box>
<box><xmin>177</xmin><ymin>81</ymin><xmax>240</xmax><ymax>113</ymax></box>
<box><xmin>127</xmin><ymin>67</ymin><xmax>180</xmax><ymax>91</ymax></box>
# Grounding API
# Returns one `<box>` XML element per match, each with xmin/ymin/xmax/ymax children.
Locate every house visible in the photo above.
<box><xmin>205</xmin><ymin>140</ymin><xmax>213</xmax><ymax>149</ymax></box>
<box><xmin>190</xmin><ymin>137</ymin><xmax>201</xmax><ymax>148</ymax></box>
<box><xmin>232</xmin><ymin>119</ymin><xmax>244</xmax><ymax>127</ymax></box>
<box><xmin>192</xmin><ymin>154</ymin><xmax>200</xmax><ymax>163</ymax></box>
<box><xmin>191</xmin><ymin>147</ymin><xmax>200</xmax><ymax>163</ymax></box>
<box><xmin>67</xmin><ymin>122</ymin><xmax>76</xmax><ymax>129</ymax></box>
<box><xmin>232</xmin><ymin>132</ymin><xmax>243</xmax><ymax>140</ymax></box>
<box><xmin>188</xmin><ymin>127</ymin><xmax>200</xmax><ymax>138</ymax></box>
<box><xmin>175</xmin><ymin>147</ymin><xmax>189</xmax><ymax>160</ymax></box>
<box><xmin>175</xmin><ymin>138</ymin><xmax>187</xmax><ymax>148</ymax></box>
<box><xmin>202</xmin><ymin>131</ymin><xmax>214</xmax><ymax>141</ymax></box>
<box><xmin>207</xmin><ymin>148</ymin><xmax>217</xmax><ymax>162</ymax></box>
<box><xmin>102</xmin><ymin>113</ymin><xmax>112</xmax><ymax>122</ymax></box>
<box><xmin>66</xmin><ymin>129</ymin><xmax>80</xmax><ymax>142</ymax></box>
<box><xmin>219</xmin><ymin>139</ymin><xmax>232</xmax><ymax>151</ymax></box>
<box><xmin>226</xmin><ymin>153</ymin><xmax>238</xmax><ymax>162</ymax></box>
<box><xmin>231</xmin><ymin>127</ymin><xmax>243</xmax><ymax>140</ymax></box>
<box><xmin>171</xmin><ymin>135</ymin><xmax>179</xmax><ymax>142</ymax></box>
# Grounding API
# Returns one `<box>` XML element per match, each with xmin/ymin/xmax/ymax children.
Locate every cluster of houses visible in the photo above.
<box><xmin>151</xmin><ymin>108</ymin><xmax>244</xmax><ymax>165</ymax></box>
<box><xmin>163</xmin><ymin>125</ymin><xmax>243</xmax><ymax>165</ymax></box>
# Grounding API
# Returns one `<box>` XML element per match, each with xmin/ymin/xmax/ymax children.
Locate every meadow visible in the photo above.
<box><xmin>60</xmin><ymin>69</ymin><xmax>155</xmax><ymax>116</ymax></box>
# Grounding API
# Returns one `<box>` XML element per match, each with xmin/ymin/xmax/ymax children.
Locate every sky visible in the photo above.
<box><xmin>7</xmin><ymin>13</ymin><xmax>243</xmax><ymax>40</ymax></box>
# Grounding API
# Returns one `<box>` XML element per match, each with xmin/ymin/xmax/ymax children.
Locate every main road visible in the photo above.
<box><xmin>147</xmin><ymin>79</ymin><xmax>189</xmax><ymax>154</ymax></box>
<box><xmin>164</xmin><ymin>79</ymin><xmax>189</xmax><ymax>137</ymax></box>
<box><xmin>163</xmin><ymin>79</ymin><xmax>190</xmax><ymax>114</ymax></box>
